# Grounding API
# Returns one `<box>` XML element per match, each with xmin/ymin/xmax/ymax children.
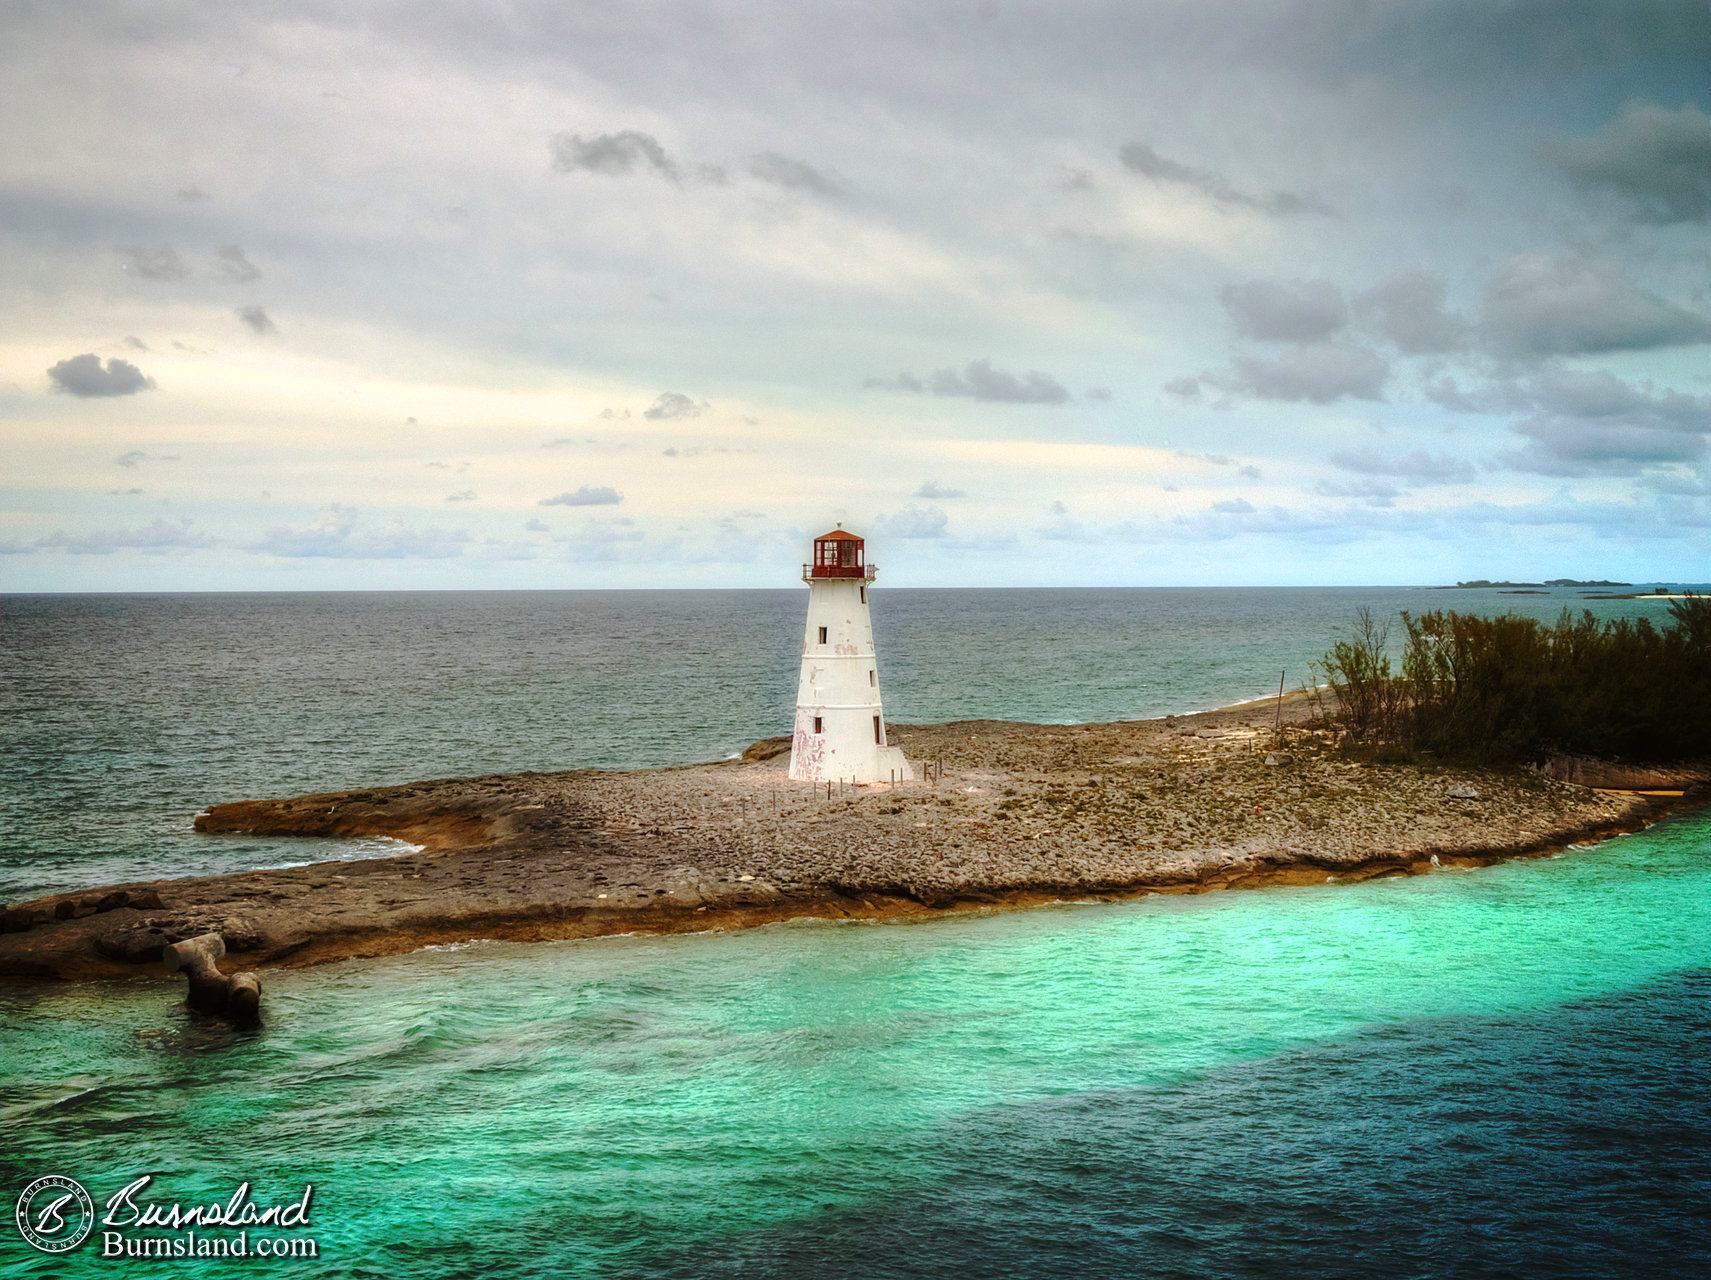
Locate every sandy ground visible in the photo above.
<box><xmin>2</xmin><ymin>691</ymin><xmax>1694</xmax><ymax>981</ymax></box>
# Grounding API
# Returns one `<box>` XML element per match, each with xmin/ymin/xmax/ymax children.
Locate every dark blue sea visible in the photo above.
<box><xmin>2</xmin><ymin>587</ymin><xmax>1707</xmax><ymax>1277</ymax></box>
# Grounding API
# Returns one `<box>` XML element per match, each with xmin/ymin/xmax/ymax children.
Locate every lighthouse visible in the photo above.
<box><xmin>788</xmin><ymin>528</ymin><xmax>914</xmax><ymax>785</ymax></box>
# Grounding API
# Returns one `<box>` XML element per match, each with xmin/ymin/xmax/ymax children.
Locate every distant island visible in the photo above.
<box><xmin>1437</xmin><ymin>579</ymin><xmax>1632</xmax><ymax>589</ymax></box>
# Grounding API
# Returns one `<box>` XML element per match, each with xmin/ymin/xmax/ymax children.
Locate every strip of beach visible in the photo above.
<box><xmin>3</xmin><ymin>691</ymin><xmax>1705</xmax><ymax>982</ymax></box>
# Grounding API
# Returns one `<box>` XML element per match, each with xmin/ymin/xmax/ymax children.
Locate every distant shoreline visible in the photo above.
<box><xmin>1431</xmin><ymin>582</ymin><xmax>1698</xmax><ymax>600</ymax></box>
<box><xmin>5</xmin><ymin>690</ymin><xmax>1703</xmax><ymax>982</ymax></box>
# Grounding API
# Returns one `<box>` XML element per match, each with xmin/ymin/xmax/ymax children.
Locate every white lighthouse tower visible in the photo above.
<box><xmin>788</xmin><ymin>527</ymin><xmax>914</xmax><ymax>785</ymax></box>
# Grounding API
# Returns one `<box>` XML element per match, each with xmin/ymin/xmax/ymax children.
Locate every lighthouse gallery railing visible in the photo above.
<box><xmin>802</xmin><ymin>564</ymin><xmax>878</xmax><ymax>582</ymax></box>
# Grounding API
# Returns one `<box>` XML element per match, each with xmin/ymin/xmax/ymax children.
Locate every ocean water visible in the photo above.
<box><xmin>2</xmin><ymin>588</ymin><xmax>1709</xmax><ymax>1277</ymax></box>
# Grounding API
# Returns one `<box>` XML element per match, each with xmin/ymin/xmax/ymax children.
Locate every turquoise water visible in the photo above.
<box><xmin>3</xmin><ymin>815</ymin><xmax>1709</xmax><ymax>1276</ymax></box>
<box><xmin>3</xmin><ymin>589</ymin><xmax>1709</xmax><ymax>1275</ymax></box>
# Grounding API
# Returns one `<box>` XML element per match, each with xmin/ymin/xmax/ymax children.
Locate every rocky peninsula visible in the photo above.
<box><xmin>2</xmin><ymin>693</ymin><xmax>1703</xmax><ymax>982</ymax></box>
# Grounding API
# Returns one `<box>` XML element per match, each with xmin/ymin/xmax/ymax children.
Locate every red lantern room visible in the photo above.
<box><xmin>803</xmin><ymin>527</ymin><xmax>876</xmax><ymax>581</ymax></box>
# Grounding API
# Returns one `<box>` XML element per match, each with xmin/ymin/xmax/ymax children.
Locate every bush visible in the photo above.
<box><xmin>1315</xmin><ymin>607</ymin><xmax>1406</xmax><ymax>744</ymax></box>
<box><xmin>1317</xmin><ymin>594</ymin><xmax>1711</xmax><ymax>765</ymax></box>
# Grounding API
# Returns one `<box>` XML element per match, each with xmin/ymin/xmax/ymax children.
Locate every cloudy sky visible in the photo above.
<box><xmin>4</xmin><ymin>1</ymin><xmax>1710</xmax><ymax>589</ymax></box>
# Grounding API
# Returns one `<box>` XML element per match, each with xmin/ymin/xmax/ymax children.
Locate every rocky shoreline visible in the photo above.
<box><xmin>3</xmin><ymin>692</ymin><xmax>1704</xmax><ymax>982</ymax></box>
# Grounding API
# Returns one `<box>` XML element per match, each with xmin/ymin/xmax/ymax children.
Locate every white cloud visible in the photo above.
<box><xmin>549</xmin><ymin>130</ymin><xmax>679</xmax><ymax>180</ymax></box>
<box><xmin>1119</xmin><ymin>143</ymin><xmax>1331</xmax><ymax>217</ymax></box>
<box><xmin>539</xmin><ymin>486</ymin><xmax>623</xmax><ymax>506</ymax></box>
<box><xmin>213</xmin><ymin>244</ymin><xmax>262</xmax><ymax>283</ymax></box>
<box><xmin>33</xmin><ymin>518</ymin><xmax>214</xmax><ymax>555</ymax></box>
<box><xmin>1211</xmin><ymin>344</ymin><xmax>1389</xmax><ymax>403</ymax></box>
<box><xmin>642</xmin><ymin>392</ymin><xmax>706</xmax><ymax>420</ymax></box>
<box><xmin>115</xmin><ymin>450</ymin><xmax>177</xmax><ymax>467</ymax></box>
<box><xmin>1328</xmin><ymin>449</ymin><xmax>1476</xmax><ymax>485</ymax></box>
<box><xmin>1220</xmin><ymin>279</ymin><xmax>1347</xmax><ymax>343</ymax></box>
<box><xmin>249</xmin><ymin>507</ymin><xmax>470</xmax><ymax>559</ymax></box>
<box><xmin>1481</xmin><ymin>256</ymin><xmax>1711</xmax><ymax>360</ymax></box>
<box><xmin>1355</xmin><ymin>271</ymin><xmax>1468</xmax><ymax>354</ymax></box>
<box><xmin>1504</xmin><ymin>370</ymin><xmax>1711</xmax><ymax>476</ymax></box>
<box><xmin>874</xmin><ymin>505</ymin><xmax>948</xmax><ymax>538</ymax></box>
<box><xmin>1550</xmin><ymin>101</ymin><xmax>1711</xmax><ymax>224</ymax></box>
<box><xmin>116</xmin><ymin>244</ymin><xmax>189</xmax><ymax>281</ymax></box>
<box><xmin>914</xmin><ymin>480</ymin><xmax>966</xmax><ymax>499</ymax></box>
<box><xmin>746</xmin><ymin>151</ymin><xmax>840</xmax><ymax>196</ymax></box>
<box><xmin>868</xmin><ymin>358</ymin><xmax>1070</xmax><ymax>404</ymax></box>
<box><xmin>48</xmin><ymin>354</ymin><xmax>155</xmax><ymax>397</ymax></box>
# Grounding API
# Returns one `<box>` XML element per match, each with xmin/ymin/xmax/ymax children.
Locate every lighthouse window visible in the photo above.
<box><xmin>860</xmin><ymin>585</ymin><xmax>866</xmax><ymax>603</ymax></box>
<box><xmin>818</xmin><ymin>626</ymin><xmax>828</xmax><ymax>644</ymax></box>
<box><xmin>813</xmin><ymin>716</ymin><xmax>823</xmax><ymax>734</ymax></box>
<box><xmin>873</xmin><ymin>715</ymin><xmax>883</xmax><ymax>744</ymax></box>
<box><xmin>869</xmin><ymin>670</ymin><xmax>875</xmax><ymax>686</ymax></box>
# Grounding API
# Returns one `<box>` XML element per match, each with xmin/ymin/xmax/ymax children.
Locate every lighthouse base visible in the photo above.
<box><xmin>787</xmin><ymin>721</ymin><xmax>915</xmax><ymax>785</ymax></box>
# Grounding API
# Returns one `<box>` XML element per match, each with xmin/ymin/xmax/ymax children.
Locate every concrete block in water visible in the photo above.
<box><xmin>227</xmin><ymin>973</ymin><xmax>261</xmax><ymax>1019</ymax></box>
<box><xmin>162</xmin><ymin>933</ymin><xmax>262</xmax><ymax>1019</ymax></box>
<box><xmin>163</xmin><ymin>932</ymin><xmax>226</xmax><ymax>971</ymax></box>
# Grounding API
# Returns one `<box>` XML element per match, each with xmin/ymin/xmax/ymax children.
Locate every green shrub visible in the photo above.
<box><xmin>1314</xmin><ymin>607</ymin><xmax>1407</xmax><ymax>743</ymax></box>
<box><xmin>1317</xmin><ymin>594</ymin><xmax>1710</xmax><ymax>765</ymax></box>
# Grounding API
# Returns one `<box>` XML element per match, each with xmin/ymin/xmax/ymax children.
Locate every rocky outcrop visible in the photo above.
<box><xmin>193</xmin><ymin>781</ymin><xmax>526</xmax><ymax>849</ymax></box>
<box><xmin>1</xmin><ymin>699</ymin><xmax>1696</xmax><ymax>982</ymax></box>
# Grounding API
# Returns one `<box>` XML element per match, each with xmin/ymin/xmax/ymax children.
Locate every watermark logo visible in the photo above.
<box><xmin>13</xmin><ymin>1174</ymin><xmax>318</xmax><ymax>1258</ymax></box>
<box><xmin>14</xmin><ymin>1175</ymin><xmax>96</xmax><ymax>1253</ymax></box>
